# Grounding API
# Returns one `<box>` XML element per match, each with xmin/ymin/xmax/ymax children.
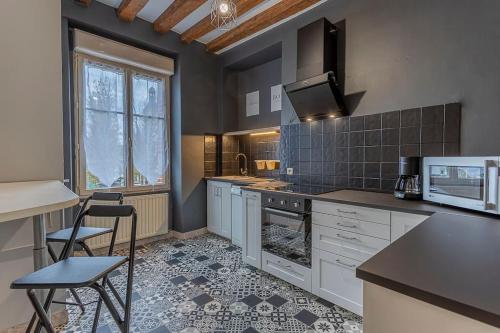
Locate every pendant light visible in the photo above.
<box><xmin>211</xmin><ymin>0</ymin><xmax>237</xmax><ymax>31</ymax></box>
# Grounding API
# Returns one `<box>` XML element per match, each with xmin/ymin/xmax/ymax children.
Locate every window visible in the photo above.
<box><xmin>75</xmin><ymin>54</ymin><xmax>170</xmax><ymax>195</ymax></box>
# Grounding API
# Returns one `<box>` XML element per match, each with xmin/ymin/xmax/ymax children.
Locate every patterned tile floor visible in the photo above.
<box><xmin>57</xmin><ymin>234</ymin><xmax>363</xmax><ymax>333</ymax></box>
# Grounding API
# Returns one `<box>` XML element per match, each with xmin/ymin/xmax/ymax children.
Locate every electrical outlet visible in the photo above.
<box><xmin>287</xmin><ymin>168</ymin><xmax>294</xmax><ymax>175</ymax></box>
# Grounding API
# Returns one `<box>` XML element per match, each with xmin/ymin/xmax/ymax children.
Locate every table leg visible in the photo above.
<box><xmin>33</xmin><ymin>213</ymin><xmax>51</xmax><ymax>331</ymax></box>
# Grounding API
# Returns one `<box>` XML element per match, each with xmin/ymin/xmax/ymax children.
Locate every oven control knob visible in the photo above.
<box><xmin>293</xmin><ymin>202</ymin><xmax>300</xmax><ymax>208</ymax></box>
<box><xmin>280</xmin><ymin>200</ymin><xmax>287</xmax><ymax>206</ymax></box>
<box><xmin>267</xmin><ymin>198</ymin><xmax>274</xmax><ymax>203</ymax></box>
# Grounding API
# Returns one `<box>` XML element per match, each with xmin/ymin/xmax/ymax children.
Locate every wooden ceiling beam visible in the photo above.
<box><xmin>181</xmin><ymin>0</ymin><xmax>266</xmax><ymax>44</ymax></box>
<box><xmin>117</xmin><ymin>0</ymin><xmax>149</xmax><ymax>22</ymax></box>
<box><xmin>154</xmin><ymin>0</ymin><xmax>207</xmax><ymax>34</ymax></box>
<box><xmin>206</xmin><ymin>0</ymin><xmax>321</xmax><ymax>53</ymax></box>
<box><xmin>75</xmin><ymin>0</ymin><xmax>93</xmax><ymax>6</ymax></box>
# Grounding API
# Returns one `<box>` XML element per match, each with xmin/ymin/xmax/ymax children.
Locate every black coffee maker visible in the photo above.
<box><xmin>394</xmin><ymin>156</ymin><xmax>422</xmax><ymax>200</ymax></box>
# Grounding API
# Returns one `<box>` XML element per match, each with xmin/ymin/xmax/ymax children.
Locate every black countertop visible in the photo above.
<box><xmin>356</xmin><ymin>212</ymin><xmax>500</xmax><ymax>328</ymax></box>
<box><xmin>236</xmin><ymin>184</ymin><xmax>500</xmax><ymax>327</ymax></box>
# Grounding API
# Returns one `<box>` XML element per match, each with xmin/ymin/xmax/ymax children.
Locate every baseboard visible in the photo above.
<box><xmin>89</xmin><ymin>232</ymin><xmax>171</xmax><ymax>255</ymax></box>
<box><xmin>170</xmin><ymin>227</ymin><xmax>208</xmax><ymax>240</ymax></box>
<box><xmin>1</xmin><ymin>309</ymin><xmax>68</xmax><ymax>333</ymax></box>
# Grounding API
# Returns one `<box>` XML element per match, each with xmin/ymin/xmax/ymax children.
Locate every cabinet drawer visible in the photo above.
<box><xmin>262</xmin><ymin>251</ymin><xmax>311</xmax><ymax>292</ymax></box>
<box><xmin>312</xmin><ymin>224</ymin><xmax>389</xmax><ymax>262</ymax></box>
<box><xmin>312</xmin><ymin>201</ymin><xmax>390</xmax><ymax>225</ymax></box>
<box><xmin>313</xmin><ymin>212</ymin><xmax>390</xmax><ymax>240</ymax></box>
<box><xmin>312</xmin><ymin>249</ymin><xmax>363</xmax><ymax>316</ymax></box>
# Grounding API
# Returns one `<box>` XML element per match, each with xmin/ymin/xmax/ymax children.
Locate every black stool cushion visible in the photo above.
<box><xmin>11</xmin><ymin>256</ymin><xmax>128</xmax><ymax>289</ymax></box>
<box><xmin>46</xmin><ymin>227</ymin><xmax>113</xmax><ymax>243</ymax></box>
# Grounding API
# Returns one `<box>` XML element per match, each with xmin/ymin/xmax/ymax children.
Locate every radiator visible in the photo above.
<box><xmin>83</xmin><ymin>193</ymin><xmax>169</xmax><ymax>249</ymax></box>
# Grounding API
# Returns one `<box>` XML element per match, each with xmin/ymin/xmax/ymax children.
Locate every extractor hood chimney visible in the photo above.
<box><xmin>284</xmin><ymin>18</ymin><xmax>346</xmax><ymax>121</ymax></box>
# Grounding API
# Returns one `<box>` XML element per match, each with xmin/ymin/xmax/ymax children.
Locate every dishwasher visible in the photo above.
<box><xmin>230</xmin><ymin>185</ymin><xmax>243</xmax><ymax>247</ymax></box>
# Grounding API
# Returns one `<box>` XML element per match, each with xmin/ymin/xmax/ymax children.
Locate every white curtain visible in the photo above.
<box><xmin>83</xmin><ymin>61</ymin><xmax>126</xmax><ymax>188</ymax></box>
<box><xmin>132</xmin><ymin>74</ymin><xmax>167</xmax><ymax>185</ymax></box>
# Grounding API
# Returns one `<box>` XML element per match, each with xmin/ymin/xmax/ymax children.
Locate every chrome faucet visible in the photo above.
<box><xmin>235</xmin><ymin>153</ymin><xmax>248</xmax><ymax>176</ymax></box>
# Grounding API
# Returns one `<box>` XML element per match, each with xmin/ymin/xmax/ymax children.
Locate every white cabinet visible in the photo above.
<box><xmin>312</xmin><ymin>248</ymin><xmax>363</xmax><ymax>316</ymax></box>
<box><xmin>242</xmin><ymin>190</ymin><xmax>261</xmax><ymax>268</ymax></box>
<box><xmin>207</xmin><ymin>181</ymin><xmax>232</xmax><ymax>238</ymax></box>
<box><xmin>390</xmin><ymin>211</ymin><xmax>429</xmax><ymax>243</ymax></box>
<box><xmin>231</xmin><ymin>189</ymin><xmax>243</xmax><ymax>247</ymax></box>
<box><xmin>262</xmin><ymin>251</ymin><xmax>311</xmax><ymax>292</ymax></box>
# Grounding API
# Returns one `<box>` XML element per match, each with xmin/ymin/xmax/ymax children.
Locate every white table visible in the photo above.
<box><xmin>0</xmin><ymin>180</ymin><xmax>79</xmax><ymax>315</ymax></box>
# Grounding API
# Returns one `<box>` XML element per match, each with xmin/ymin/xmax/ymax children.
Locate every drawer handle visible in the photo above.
<box><xmin>337</xmin><ymin>222</ymin><xmax>357</xmax><ymax>229</ymax></box>
<box><xmin>336</xmin><ymin>233</ymin><xmax>360</xmax><ymax>242</ymax></box>
<box><xmin>276</xmin><ymin>260</ymin><xmax>293</xmax><ymax>269</ymax></box>
<box><xmin>337</xmin><ymin>209</ymin><xmax>357</xmax><ymax>215</ymax></box>
<box><xmin>336</xmin><ymin>259</ymin><xmax>356</xmax><ymax>268</ymax></box>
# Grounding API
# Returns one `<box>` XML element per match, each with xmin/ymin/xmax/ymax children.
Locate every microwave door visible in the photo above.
<box><xmin>484</xmin><ymin>160</ymin><xmax>499</xmax><ymax>211</ymax></box>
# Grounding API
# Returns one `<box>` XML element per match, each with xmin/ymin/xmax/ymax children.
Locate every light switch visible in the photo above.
<box><xmin>287</xmin><ymin>168</ymin><xmax>294</xmax><ymax>175</ymax></box>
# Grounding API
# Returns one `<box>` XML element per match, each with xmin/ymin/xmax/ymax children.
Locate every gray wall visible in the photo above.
<box><xmin>61</xmin><ymin>1</ymin><xmax>218</xmax><ymax>232</ymax></box>
<box><xmin>223</xmin><ymin>58</ymin><xmax>282</xmax><ymax>132</ymax></box>
<box><xmin>220</xmin><ymin>0</ymin><xmax>500</xmax><ymax>155</ymax></box>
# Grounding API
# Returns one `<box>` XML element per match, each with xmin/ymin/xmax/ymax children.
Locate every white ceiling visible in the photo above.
<box><xmin>96</xmin><ymin>0</ymin><xmax>326</xmax><ymax>53</ymax></box>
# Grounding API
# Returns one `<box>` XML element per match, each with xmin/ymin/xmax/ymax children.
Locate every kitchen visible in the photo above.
<box><xmin>2</xmin><ymin>0</ymin><xmax>500</xmax><ymax>333</ymax></box>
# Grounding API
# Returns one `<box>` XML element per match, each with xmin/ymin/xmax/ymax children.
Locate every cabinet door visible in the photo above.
<box><xmin>390</xmin><ymin>211</ymin><xmax>429</xmax><ymax>243</ymax></box>
<box><xmin>312</xmin><ymin>248</ymin><xmax>363</xmax><ymax>316</ymax></box>
<box><xmin>220</xmin><ymin>184</ymin><xmax>232</xmax><ymax>239</ymax></box>
<box><xmin>207</xmin><ymin>181</ymin><xmax>221</xmax><ymax>234</ymax></box>
<box><xmin>231</xmin><ymin>193</ymin><xmax>243</xmax><ymax>246</ymax></box>
<box><xmin>242</xmin><ymin>191</ymin><xmax>261</xmax><ymax>268</ymax></box>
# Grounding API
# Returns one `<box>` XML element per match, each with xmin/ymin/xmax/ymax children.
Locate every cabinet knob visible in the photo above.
<box><xmin>280</xmin><ymin>200</ymin><xmax>287</xmax><ymax>206</ymax></box>
<box><xmin>268</xmin><ymin>198</ymin><xmax>274</xmax><ymax>203</ymax></box>
<box><xmin>293</xmin><ymin>202</ymin><xmax>300</xmax><ymax>208</ymax></box>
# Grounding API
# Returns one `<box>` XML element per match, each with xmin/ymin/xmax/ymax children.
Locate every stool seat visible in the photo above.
<box><xmin>11</xmin><ymin>256</ymin><xmax>127</xmax><ymax>289</ymax></box>
<box><xmin>46</xmin><ymin>227</ymin><xmax>113</xmax><ymax>243</ymax></box>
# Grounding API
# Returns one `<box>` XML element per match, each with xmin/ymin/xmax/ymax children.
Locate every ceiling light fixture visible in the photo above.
<box><xmin>211</xmin><ymin>0</ymin><xmax>237</xmax><ymax>31</ymax></box>
<box><xmin>250</xmin><ymin>131</ymin><xmax>279</xmax><ymax>136</ymax></box>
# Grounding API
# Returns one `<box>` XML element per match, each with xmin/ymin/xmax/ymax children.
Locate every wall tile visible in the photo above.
<box><xmin>311</xmin><ymin>121</ymin><xmax>323</xmax><ymax>135</ymax></box>
<box><xmin>300</xmin><ymin>148</ymin><xmax>311</xmax><ymax>162</ymax></box>
<box><xmin>300</xmin><ymin>135</ymin><xmax>311</xmax><ymax>148</ymax></box>
<box><xmin>421</xmin><ymin>126</ymin><xmax>443</xmax><ymax>143</ymax></box>
<box><xmin>401</xmin><ymin>144</ymin><xmax>420</xmax><ymax>157</ymax></box>
<box><xmin>336</xmin><ymin>148</ymin><xmax>348</xmax><ymax>162</ymax></box>
<box><xmin>350</xmin><ymin>163</ymin><xmax>364</xmax><ymax>178</ymax></box>
<box><xmin>323</xmin><ymin>118</ymin><xmax>336</xmax><ymax>133</ymax></box>
<box><xmin>311</xmin><ymin>149</ymin><xmax>322</xmax><ymax>162</ymax></box>
<box><xmin>335</xmin><ymin>176</ymin><xmax>348</xmax><ymax>187</ymax></box>
<box><xmin>365</xmin><ymin>114</ymin><xmax>381</xmax><ymax>130</ymax></box>
<box><xmin>421</xmin><ymin>143</ymin><xmax>443</xmax><ymax>156</ymax></box>
<box><xmin>381</xmin><ymin>145</ymin><xmax>399</xmax><ymax>162</ymax></box>
<box><xmin>350</xmin><ymin>116</ymin><xmax>364</xmax><ymax>131</ymax></box>
<box><xmin>336</xmin><ymin>132</ymin><xmax>349</xmax><ymax>147</ymax></box>
<box><xmin>323</xmin><ymin>175</ymin><xmax>335</xmax><ymax>186</ymax></box>
<box><xmin>401</xmin><ymin>108</ymin><xmax>421</xmax><ymax>127</ymax></box>
<box><xmin>365</xmin><ymin>130</ymin><xmax>381</xmax><ymax>146</ymax></box>
<box><xmin>311</xmin><ymin>135</ymin><xmax>323</xmax><ymax>149</ymax></box>
<box><xmin>335</xmin><ymin>162</ymin><xmax>348</xmax><ymax>177</ymax></box>
<box><xmin>381</xmin><ymin>163</ymin><xmax>399</xmax><ymax>178</ymax></box>
<box><xmin>350</xmin><ymin>178</ymin><xmax>364</xmax><ymax>189</ymax></box>
<box><xmin>444</xmin><ymin>142</ymin><xmax>460</xmax><ymax>156</ymax></box>
<box><xmin>364</xmin><ymin>178</ymin><xmax>381</xmax><ymax>190</ymax></box>
<box><xmin>364</xmin><ymin>163</ymin><xmax>380</xmax><ymax>178</ymax></box>
<box><xmin>382</xmin><ymin>128</ymin><xmax>399</xmax><ymax>145</ymax></box>
<box><xmin>400</xmin><ymin>127</ymin><xmax>421</xmax><ymax>144</ymax></box>
<box><xmin>365</xmin><ymin>146</ymin><xmax>381</xmax><ymax>162</ymax></box>
<box><xmin>300</xmin><ymin>122</ymin><xmax>311</xmax><ymax>136</ymax></box>
<box><xmin>349</xmin><ymin>147</ymin><xmax>364</xmax><ymax>162</ymax></box>
<box><xmin>381</xmin><ymin>179</ymin><xmax>397</xmax><ymax>192</ymax></box>
<box><xmin>422</xmin><ymin>105</ymin><xmax>444</xmax><ymax>126</ymax></box>
<box><xmin>323</xmin><ymin>162</ymin><xmax>335</xmax><ymax>175</ymax></box>
<box><xmin>350</xmin><ymin>131</ymin><xmax>365</xmax><ymax>147</ymax></box>
<box><xmin>382</xmin><ymin>111</ymin><xmax>400</xmax><ymax>129</ymax></box>
<box><xmin>335</xmin><ymin>117</ymin><xmax>349</xmax><ymax>132</ymax></box>
<box><xmin>311</xmin><ymin>174</ymin><xmax>323</xmax><ymax>186</ymax></box>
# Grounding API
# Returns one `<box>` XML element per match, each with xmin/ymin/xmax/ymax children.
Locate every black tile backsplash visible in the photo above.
<box><xmin>279</xmin><ymin>103</ymin><xmax>461</xmax><ymax>192</ymax></box>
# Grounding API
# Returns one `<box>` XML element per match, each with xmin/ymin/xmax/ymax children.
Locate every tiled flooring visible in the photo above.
<box><xmin>58</xmin><ymin>234</ymin><xmax>363</xmax><ymax>333</ymax></box>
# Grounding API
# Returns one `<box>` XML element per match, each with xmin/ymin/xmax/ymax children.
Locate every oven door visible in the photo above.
<box><xmin>423</xmin><ymin>157</ymin><xmax>500</xmax><ymax>214</ymax></box>
<box><xmin>261</xmin><ymin>207</ymin><xmax>311</xmax><ymax>268</ymax></box>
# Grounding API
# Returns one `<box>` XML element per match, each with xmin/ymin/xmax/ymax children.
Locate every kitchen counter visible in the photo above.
<box><xmin>357</xmin><ymin>212</ymin><xmax>500</xmax><ymax>329</ymax></box>
<box><xmin>241</xmin><ymin>186</ymin><xmax>500</xmax><ymax>327</ymax></box>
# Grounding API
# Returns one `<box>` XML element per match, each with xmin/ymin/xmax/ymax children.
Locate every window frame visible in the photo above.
<box><xmin>74</xmin><ymin>52</ymin><xmax>171</xmax><ymax>196</ymax></box>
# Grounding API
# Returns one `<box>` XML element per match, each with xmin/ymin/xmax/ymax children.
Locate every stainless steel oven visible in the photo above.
<box><xmin>423</xmin><ymin>156</ymin><xmax>500</xmax><ymax>214</ymax></box>
<box><xmin>261</xmin><ymin>193</ymin><xmax>312</xmax><ymax>268</ymax></box>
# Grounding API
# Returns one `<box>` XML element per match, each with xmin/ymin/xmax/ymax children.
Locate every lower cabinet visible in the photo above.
<box><xmin>312</xmin><ymin>248</ymin><xmax>363</xmax><ymax>316</ymax></box>
<box><xmin>390</xmin><ymin>211</ymin><xmax>429</xmax><ymax>243</ymax></box>
<box><xmin>242</xmin><ymin>191</ymin><xmax>261</xmax><ymax>269</ymax></box>
<box><xmin>207</xmin><ymin>181</ymin><xmax>232</xmax><ymax>238</ymax></box>
<box><xmin>262</xmin><ymin>251</ymin><xmax>312</xmax><ymax>292</ymax></box>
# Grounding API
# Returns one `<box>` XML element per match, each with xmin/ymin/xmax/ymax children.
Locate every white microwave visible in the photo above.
<box><xmin>423</xmin><ymin>157</ymin><xmax>500</xmax><ymax>214</ymax></box>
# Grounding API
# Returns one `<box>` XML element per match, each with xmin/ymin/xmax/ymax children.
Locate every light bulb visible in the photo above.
<box><xmin>219</xmin><ymin>2</ymin><xmax>229</xmax><ymax>14</ymax></box>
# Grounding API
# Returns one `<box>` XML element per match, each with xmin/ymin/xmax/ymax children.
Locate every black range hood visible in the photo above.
<box><xmin>285</xmin><ymin>18</ymin><xmax>347</xmax><ymax>121</ymax></box>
